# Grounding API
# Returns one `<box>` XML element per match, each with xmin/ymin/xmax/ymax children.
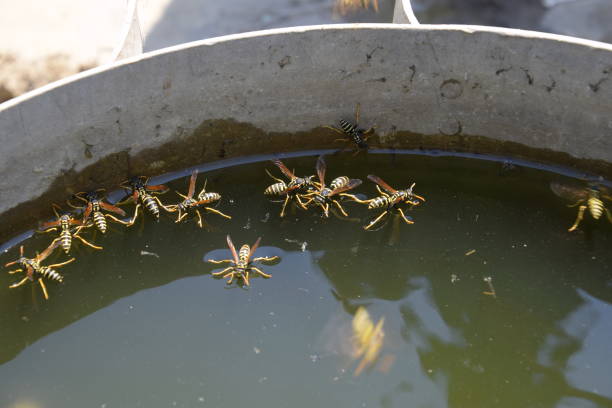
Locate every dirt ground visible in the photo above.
<box><xmin>0</xmin><ymin>0</ymin><xmax>610</xmax><ymax>103</ymax></box>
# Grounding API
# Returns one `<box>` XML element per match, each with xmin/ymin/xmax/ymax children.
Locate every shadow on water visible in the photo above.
<box><xmin>1</xmin><ymin>152</ymin><xmax>611</xmax><ymax>407</ymax></box>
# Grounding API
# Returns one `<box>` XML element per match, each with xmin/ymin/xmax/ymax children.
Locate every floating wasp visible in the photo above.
<box><xmin>38</xmin><ymin>204</ymin><xmax>102</xmax><ymax>253</ymax></box>
<box><xmin>354</xmin><ymin>175</ymin><xmax>426</xmax><ymax>230</ymax></box>
<box><xmin>323</xmin><ymin>103</ymin><xmax>375</xmax><ymax>152</ymax></box>
<box><xmin>207</xmin><ymin>235</ymin><xmax>279</xmax><ymax>286</ymax></box>
<box><xmin>301</xmin><ymin>155</ymin><xmax>362</xmax><ymax>217</ymax></box>
<box><xmin>5</xmin><ymin>242</ymin><xmax>74</xmax><ymax>300</ymax></box>
<box><xmin>550</xmin><ymin>181</ymin><xmax>612</xmax><ymax>231</ymax></box>
<box><xmin>264</xmin><ymin>159</ymin><xmax>319</xmax><ymax>217</ymax></box>
<box><xmin>120</xmin><ymin>176</ymin><xmax>169</xmax><ymax>220</ymax></box>
<box><xmin>69</xmin><ymin>189</ymin><xmax>135</xmax><ymax>234</ymax></box>
<box><xmin>165</xmin><ymin>170</ymin><xmax>231</xmax><ymax>228</ymax></box>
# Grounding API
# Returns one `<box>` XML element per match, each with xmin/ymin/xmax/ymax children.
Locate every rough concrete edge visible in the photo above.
<box><xmin>2</xmin><ymin>23</ymin><xmax>612</xmax><ymax>113</ymax></box>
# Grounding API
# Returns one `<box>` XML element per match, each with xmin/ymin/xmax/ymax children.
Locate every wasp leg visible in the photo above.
<box><xmin>323</xmin><ymin>125</ymin><xmax>345</xmax><ymax>135</ymax></box>
<box><xmin>195</xmin><ymin>209</ymin><xmax>204</xmax><ymax>228</ymax></box>
<box><xmin>294</xmin><ymin>194</ymin><xmax>309</xmax><ymax>210</ymax></box>
<box><xmin>212</xmin><ymin>266</ymin><xmax>234</xmax><ymax>276</ymax></box>
<box><xmin>37</xmin><ymin>227</ymin><xmax>58</xmax><ymax>234</ymax></box>
<box><xmin>354</xmin><ymin>102</ymin><xmax>361</xmax><ymax>123</ymax></box>
<box><xmin>412</xmin><ymin>193</ymin><xmax>426</xmax><ymax>202</ymax></box>
<box><xmin>606</xmin><ymin>208</ymin><xmax>612</xmax><ymax>224</ymax></box>
<box><xmin>568</xmin><ymin>205</ymin><xmax>587</xmax><ymax>232</ymax></box>
<box><xmin>176</xmin><ymin>210</ymin><xmax>188</xmax><ymax>223</ymax></box>
<box><xmin>333</xmin><ymin>200</ymin><xmax>349</xmax><ymax>217</ymax></box>
<box><xmin>265</xmin><ymin>169</ymin><xmax>285</xmax><ymax>184</ymax></box>
<box><xmin>279</xmin><ymin>194</ymin><xmax>291</xmax><ymax>218</ymax></box>
<box><xmin>38</xmin><ymin>279</ymin><xmax>50</xmax><ymax>300</ymax></box>
<box><xmin>208</xmin><ymin>259</ymin><xmax>234</xmax><ymax>265</ymax></box>
<box><xmin>7</xmin><ymin>268</ymin><xmax>23</xmax><ymax>274</ymax></box>
<box><xmin>340</xmin><ymin>193</ymin><xmax>370</xmax><ymax>204</ymax></box>
<box><xmin>9</xmin><ymin>276</ymin><xmax>29</xmax><ymax>289</ymax></box>
<box><xmin>154</xmin><ymin>196</ymin><xmax>174</xmax><ymax>212</ymax></box>
<box><xmin>47</xmin><ymin>258</ymin><xmax>75</xmax><ymax>269</ymax></box>
<box><xmin>105</xmin><ymin>213</ymin><xmax>132</xmax><ymax>226</ymax></box>
<box><xmin>364</xmin><ymin>210</ymin><xmax>389</xmax><ymax>230</ymax></box>
<box><xmin>374</xmin><ymin>185</ymin><xmax>391</xmax><ymax>198</ymax></box>
<box><xmin>204</xmin><ymin>207</ymin><xmax>232</xmax><ymax>219</ymax></box>
<box><xmin>225</xmin><ymin>272</ymin><xmax>236</xmax><ymax>285</ymax></box>
<box><xmin>250</xmin><ymin>266</ymin><xmax>272</xmax><ymax>279</ymax></box>
<box><xmin>241</xmin><ymin>271</ymin><xmax>250</xmax><ymax>286</ymax></box>
<box><xmin>252</xmin><ymin>256</ymin><xmax>280</xmax><ymax>263</ymax></box>
<box><xmin>73</xmin><ymin>233</ymin><xmax>103</xmax><ymax>250</ymax></box>
<box><xmin>397</xmin><ymin>207</ymin><xmax>415</xmax><ymax>225</ymax></box>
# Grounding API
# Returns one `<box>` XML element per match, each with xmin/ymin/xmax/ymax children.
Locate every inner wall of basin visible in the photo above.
<box><xmin>1</xmin><ymin>25</ymin><xmax>612</xmax><ymax>241</ymax></box>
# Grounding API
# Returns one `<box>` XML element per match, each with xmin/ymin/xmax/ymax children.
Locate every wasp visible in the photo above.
<box><xmin>550</xmin><ymin>181</ymin><xmax>612</xmax><ymax>231</ymax></box>
<box><xmin>207</xmin><ymin>235</ymin><xmax>279</xmax><ymax>286</ymax></box>
<box><xmin>264</xmin><ymin>159</ymin><xmax>319</xmax><ymax>217</ymax></box>
<box><xmin>5</xmin><ymin>241</ymin><xmax>74</xmax><ymax>300</ymax></box>
<box><xmin>300</xmin><ymin>155</ymin><xmax>362</xmax><ymax>217</ymax></box>
<box><xmin>165</xmin><ymin>170</ymin><xmax>231</xmax><ymax>228</ymax></box>
<box><xmin>323</xmin><ymin>103</ymin><xmax>375</xmax><ymax>152</ymax></box>
<box><xmin>353</xmin><ymin>175</ymin><xmax>426</xmax><ymax>230</ymax></box>
<box><xmin>120</xmin><ymin>176</ymin><xmax>170</xmax><ymax>220</ymax></box>
<box><xmin>38</xmin><ymin>204</ymin><xmax>102</xmax><ymax>253</ymax></box>
<box><xmin>68</xmin><ymin>189</ymin><xmax>135</xmax><ymax>234</ymax></box>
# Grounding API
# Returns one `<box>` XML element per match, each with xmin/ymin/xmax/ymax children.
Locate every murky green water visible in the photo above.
<box><xmin>1</xmin><ymin>152</ymin><xmax>611</xmax><ymax>408</ymax></box>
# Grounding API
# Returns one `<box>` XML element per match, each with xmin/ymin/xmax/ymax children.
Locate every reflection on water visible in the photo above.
<box><xmin>0</xmin><ymin>153</ymin><xmax>611</xmax><ymax>407</ymax></box>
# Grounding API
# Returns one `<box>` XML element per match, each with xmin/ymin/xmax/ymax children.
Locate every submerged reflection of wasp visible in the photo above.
<box><xmin>352</xmin><ymin>306</ymin><xmax>386</xmax><ymax>376</ymax></box>
<box><xmin>550</xmin><ymin>181</ymin><xmax>612</xmax><ymax>231</ymax></box>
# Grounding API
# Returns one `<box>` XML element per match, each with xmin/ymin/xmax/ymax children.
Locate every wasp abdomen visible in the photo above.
<box><xmin>330</xmin><ymin>176</ymin><xmax>350</xmax><ymax>190</ymax></box>
<box><xmin>198</xmin><ymin>192</ymin><xmax>221</xmax><ymax>203</ymax></box>
<box><xmin>142</xmin><ymin>195</ymin><xmax>160</xmax><ymax>218</ymax></box>
<box><xmin>339</xmin><ymin>119</ymin><xmax>357</xmax><ymax>134</ymax></box>
<box><xmin>59</xmin><ymin>229</ymin><xmax>72</xmax><ymax>253</ymax></box>
<box><xmin>265</xmin><ymin>182</ymin><xmax>287</xmax><ymax>195</ymax></box>
<box><xmin>368</xmin><ymin>196</ymin><xmax>389</xmax><ymax>210</ymax></box>
<box><xmin>39</xmin><ymin>267</ymin><xmax>64</xmax><ymax>283</ymax></box>
<box><xmin>588</xmin><ymin>197</ymin><xmax>604</xmax><ymax>219</ymax></box>
<box><xmin>239</xmin><ymin>245</ymin><xmax>250</xmax><ymax>263</ymax></box>
<box><xmin>93</xmin><ymin>212</ymin><xmax>107</xmax><ymax>233</ymax></box>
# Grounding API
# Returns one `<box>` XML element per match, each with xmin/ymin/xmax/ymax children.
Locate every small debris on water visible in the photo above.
<box><xmin>253</xmin><ymin>346</ymin><xmax>261</xmax><ymax>354</ymax></box>
<box><xmin>243</xmin><ymin>217</ymin><xmax>251</xmax><ymax>230</ymax></box>
<box><xmin>451</xmin><ymin>274</ymin><xmax>459</xmax><ymax>283</ymax></box>
<box><xmin>465</xmin><ymin>249</ymin><xmax>476</xmax><ymax>256</ymax></box>
<box><xmin>260</xmin><ymin>212</ymin><xmax>270</xmax><ymax>223</ymax></box>
<box><xmin>284</xmin><ymin>238</ymin><xmax>307</xmax><ymax>252</ymax></box>
<box><xmin>483</xmin><ymin>276</ymin><xmax>497</xmax><ymax>298</ymax></box>
<box><xmin>140</xmin><ymin>250</ymin><xmax>159</xmax><ymax>258</ymax></box>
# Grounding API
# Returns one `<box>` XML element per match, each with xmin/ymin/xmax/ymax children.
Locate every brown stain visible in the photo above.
<box><xmin>0</xmin><ymin>119</ymin><xmax>611</xmax><ymax>243</ymax></box>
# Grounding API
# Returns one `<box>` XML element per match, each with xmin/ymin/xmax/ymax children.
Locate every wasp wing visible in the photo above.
<box><xmin>187</xmin><ymin>170</ymin><xmax>198</xmax><ymax>198</ymax></box>
<box><xmin>316</xmin><ymin>155</ymin><xmax>327</xmax><ymax>188</ymax></box>
<box><xmin>273</xmin><ymin>159</ymin><xmax>296</xmax><ymax>179</ymax></box>
<box><xmin>367</xmin><ymin>175</ymin><xmax>397</xmax><ymax>194</ymax></box>
<box><xmin>226</xmin><ymin>235</ymin><xmax>240</xmax><ymax>264</ymax></box>
<box><xmin>550</xmin><ymin>181</ymin><xmax>589</xmax><ymax>202</ymax></box>
<box><xmin>37</xmin><ymin>240</ymin><xmax>60</xmax><ymax>262</ymax></box>
<box><xmin>248</xmin><ymin>237</ymin><xmax>263</xmax><ymax>262</ymax></box>
<box><xmin>100</xmin><ymin>201</ymin><xmax>127</xmax><ymax>216</ymax></box>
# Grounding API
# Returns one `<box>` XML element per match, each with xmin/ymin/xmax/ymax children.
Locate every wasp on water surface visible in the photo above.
<box><xmin>207</xmin><ymin>235</ymin><xmax>279</xmax><ymax>286</ymax></box>
<box><xmin>165</xmin><ymin>170</ymin><xmax>231</xmax><ymax>228</ymax></box>
<box><xmin>264</xmin><ymin>159</ymin><xmax>319</xmax><ymax>217</ymax></box>
<box><xmin>68</xmin><ymin>189</ymin><xmax>136</xmax><ymax>234</ymax></box>
<box><xmin>300</xmin><ymin>155</ymin><xmax>362</xmax><ymax>217</ymax></box>
<box><xmin>353</xmin><ymin>174</ymin><xmax>426</xmax><ymax>230</ymax></box>
<box><xmin>5</xmin><ymin>241</ymin><xmax>74</xmax><ymax>300</ymax></box>
<box><xmin>120</xmin><ymin>176</ymin><xmax>170</xmax><ymax>220</ymax></box>
<box><xmin>550</xmin><ymin>181</ymin><xmax>612</xmax><ymax>231</ymax></box>
<box><xmin>324</xmin><ymin>103</ymin><xmax>375</xmax><ymax>153</ymax></box>
<box><xmin>38</xmin><ymin>204</ymin><xmax>102</xmax><ymax>253</ymax></box>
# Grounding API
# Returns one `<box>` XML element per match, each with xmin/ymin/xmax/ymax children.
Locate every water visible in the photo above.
<box><xmin>1</xmin><ymin>152</ymin><xmax>611</xmax><ymax>408</ymax></box>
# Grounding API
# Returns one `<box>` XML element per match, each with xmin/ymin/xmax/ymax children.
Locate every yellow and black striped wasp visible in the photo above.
<box><xmin>120</xmin><ymin>176</ymin><xmax>170</xmax><ymax>220</ymax></box>
<box><xmin>165</xmin><ymin>170</ymin><xmax>231</xmax><ymax>228</ymax></box>
<box><xmin>207</xmin><ymin>235</ymin><xmax>279</xmax><ymax>287</ymax></box>
<box><xmin>324</xmin><ymin>103</ymin><xmax>375</xmax><ymax>153</ymax></box>
<box><xmin>5</xmin><ymin>241</ymin><xmax>74</xmax><ymax>300</ymax></box>
<box><xmin>264</xmin><ymin>159</ymin><xmax>319</xmax><ymax>217</ymax></box>
<box><xmin>354</xmin><ymin>175</ymin><xmax>426</xmax><ymax>230</ymax></box>
<box><xmin>550</xmin><ymin>181</ymin><xmax>612</xmax><ymax>231</ymax></box>
<box><xmin>68</xmin><ymin>189</ymin><xmax>135</xmax><ymax>234</ymax></box>
<box><xmin>38</xmin><ymin>203</ymin><xmax>102</xmax><ymax>253</ymax></box>
<box><xmin>300</xmin><ymin>155</ymin><xmax>362</xmax><ymax>217</ymax></box>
